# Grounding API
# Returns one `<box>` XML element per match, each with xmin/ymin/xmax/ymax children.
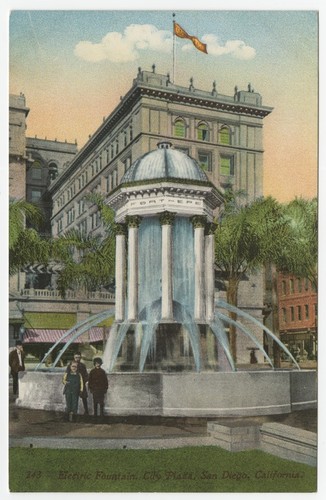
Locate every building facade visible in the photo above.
<box><xmin>9</xmin><ymin>94</ymin><xmax>114</xmax><ymax>354</ymax></box>
<box><xmin>50</xmin><ymin>67</ymin><xmax>272</xmax><ymax>240</ymax></box>
<box><xmin>278</xmin><ymin>273</ymin><xmax>317</xmax><ymax>361</ymax></box>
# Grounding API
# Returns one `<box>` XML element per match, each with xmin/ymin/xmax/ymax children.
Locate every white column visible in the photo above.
<box><xmin>115</xmin><ymin>225</ymin><xmax>126</xmax><ymax>322</ymax></box>
<box><xmin>160</xmin><ymin>212</ymin><xmax>175</xmax><ymax>320</ymax></box>
<box><xmin>192</xmin><ymin>216</ymin><xmax>206</xmax><ymax>321</ymax></box>
<box><xmin>205</xmin><ymin>223</ymin><xmax>216</xmax><ymax>321</ymax></box>
<box><xmin>127</xmin><ymin>216</ymin><xmax>141</xmax><ymax>321</ymax></box>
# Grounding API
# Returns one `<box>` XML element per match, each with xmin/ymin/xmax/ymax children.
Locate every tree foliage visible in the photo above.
<box><xmin>276</xmin><ymin>197</ymin><xmax>317</xmax><ymax>289</ymax></box>
<box><xmin>53</xmin><ymin>193</ymin><xmax>116</xmax><ymax>297</ymax></box>
<box><xmin>214</xmin><ymin>190</ymin><xmax>317</xmax><ymax>361</ymax></box>
<box><xmin>9</xmin><ymin>198</ymin><xmax>49</xmax><ymax>276</ymax></box>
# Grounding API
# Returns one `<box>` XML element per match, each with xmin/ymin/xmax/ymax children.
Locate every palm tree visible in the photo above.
<box><xmin>277</xmin><ymin>197</ymin><xmax>317</xmax><ymax>289</ymax></box>
<box><xmin>9</xmin><ymin>198</ymin><xmax>49</xmax><ymax>276</ymax></box>
<box><xmin>214</xmin><ymin>192</ymin><xmax>288</xmax><ymax>361</ymax></box>
<box><xmin>52</xmin><ymin>193</ymin><xmax>116</xmax><ymax>297</ymax></box>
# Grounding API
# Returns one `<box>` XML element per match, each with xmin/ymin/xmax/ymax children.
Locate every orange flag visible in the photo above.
<box><xmin>174</xmin><ymin>22</ymin><xmax>208</xmax><ymax>54</ymax></box>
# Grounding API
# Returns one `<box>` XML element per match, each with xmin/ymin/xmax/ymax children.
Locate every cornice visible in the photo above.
<box><xmin>49</xmin><ymin>78</ymin><xmax>272</xmax><ymax>192</ymax></box>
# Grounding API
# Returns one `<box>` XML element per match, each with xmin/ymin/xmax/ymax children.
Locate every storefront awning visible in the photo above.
<box><xmin>23</xmin><ymin>327</ymin><xmax>105</xmax><ymax>344</ymax></box>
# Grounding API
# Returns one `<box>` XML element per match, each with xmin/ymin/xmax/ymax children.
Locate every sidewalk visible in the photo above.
<box><xmin>9</xmin><ymin>387</ymin><xmax>317</xmax><ymax>449</ymax></box>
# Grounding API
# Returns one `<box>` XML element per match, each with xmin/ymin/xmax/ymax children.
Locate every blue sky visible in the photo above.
<box><xmin>6</xmin><ymin>6</ymin><xmax>319</xmax><ymax>202</ymax></box>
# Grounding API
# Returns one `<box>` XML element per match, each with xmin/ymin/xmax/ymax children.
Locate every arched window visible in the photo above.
<box><xmin>48</xmin><ymin>162</ymin><xmax>58</xmax><ymax>181</ymax></box>
<box><xmin>219</xmin><ymin>126</ymin><xmax>231</xmax><ymax>145</ymax></box>
<box><xmin>173</xmin><ymin>118</ymin><xmax>186</xmax><ymax>138</ymax></box>
<box><xmin>31</xmin><ymin>160</ymin><xmax>42</xmax><ymax>180</ymax></box>
<box><xmin>197</xmin><ymin>123</ymin><xmax>209</xmax><ymax>141</ymax></box>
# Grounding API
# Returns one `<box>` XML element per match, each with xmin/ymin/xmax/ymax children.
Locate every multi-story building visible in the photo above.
<box><xmin>50</xmin><ymin>67</ymin><xmax>272</xmax><ymax>240</ymax></box>
<box><xmin>9</xmin><ymin>94</ymin><xmax>113</xmax><ymax>358</ymax></box>
<box><xmin>278</xmin><ymin>273</ymin><xmax>317</xmax><ymax>360</ymax></box>
<box><xmin>48</xmin><ymin>66</ymin><xmax>273</xmax><ymax>364</ymax></box>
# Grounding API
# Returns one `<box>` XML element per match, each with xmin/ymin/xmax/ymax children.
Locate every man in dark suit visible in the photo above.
<box><xmin>9</xmin><ymin>340</ymin><xmax>25</xmax><ymax>396</ymax></box>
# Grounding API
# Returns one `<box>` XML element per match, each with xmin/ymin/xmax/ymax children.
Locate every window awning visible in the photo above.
<box><xmin>23</xmin><ymin>327</ymin><xmax>105</xmax><ymax>344</ymax></box>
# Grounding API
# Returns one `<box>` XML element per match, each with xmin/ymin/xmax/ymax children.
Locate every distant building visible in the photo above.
<box><xmin>278</xmin><ymin>273</ymin><xmax>317</xmax><ymax>360</ymax></box>
<box><xmin>9</xmin><ymin>94</ymin><xmax>113</xmax><ymax>354</ymax></box>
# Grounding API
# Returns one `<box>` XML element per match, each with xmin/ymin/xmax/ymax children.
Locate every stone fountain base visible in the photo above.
<box><xmin>16</xmin><ymin>370</ymin><xmax>316</xmax><ymax>418</ymax></box>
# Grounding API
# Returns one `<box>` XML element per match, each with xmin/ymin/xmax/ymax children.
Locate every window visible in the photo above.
<box><xmin>173</xmin><ymin>119</ymin><xmax>186</xmax><ymax>138</ymax></box>
<box><xmin>58</xmin><ymin>217</ymin><xmax>63</xmax><ymax>233</ymax></box>
<box><xmin>297</xmin><ymin>278</ymin><xmax>302</xmax><ymax>293</ymax></box>
<box><xmin>67</xmin><ymin>207</ymin><xmax>75</xmax><ymax>225</ymax></box>
<box><xmin>304</xmin><ymin>278</ymin><xmax>309</xmax><ymax>291</ymax></box>
<box><xmin>116</xmin><ymin>140</ymin><xmax>119</xmax><ymax>155</ymax></box>
<box><xmin>305</xmin><ymin>304</ymin><xmax>309</xmax><ymax>319</ymax></box>
<box><xmin>282</xmin><ymin>308</ymin><xmax>287</xmax><ymax>323</ymax></box>
<box><xmin>130</xmin><ymin>126</ymin><xmax>133</xmax><ymax>142</ymax></box>
<box><xmin>289</xmin><ymin>279</ymin><xmax>294</xmax><ymax>294</ymax></box>
<box><xmin>91</xmin><ymin>211</ymin><xmax>100</xmax><ymax>230</ymax></box>
<box><xmin>31</xmin><ymin>189</ymin><xmax>42</xmax><ymax>202</ymax></box>
<box><xmin>124</xmin><ymin>131</ymin><xmax>127</xmax><ymax>147</ymax></box>
<box><xmin>281</xmin><ymin>280</ymin><xmax>286</xmax><ymax>295</ymax></box>
<box><xmin>78</xmin><ymin>219</ymin><xmax>87</xmax><ymax>235</ymax></box>
<box><xmin>78</xmin><ymin>199</ymin><xmax>85</xmax><ymax>216</ymax></box>
<box><xmin>123</xmin><ymin>156</ymin><xmax>131</xmax><ymax>173</ymax></box>
<box><xmin>290</xmin><ymin>306</ymin><xmax>295</xmax><ymax>321</ymax></box>
<box><xmin>297</xmin><ymin>305</ymin><xmax>302</xmax><ymax>321</ymax></box>
<box><xmin>219</xmin><ymin>126</ymin><xmax>231</xmax><ymax>145</ymax></box>
<box><xmin>49</xmin><ymin>162</ymin><xmax>58</xmax><ymax>180</ymax></box>
<box><xmin>220</xmin><ymin>156</ymin><xmax>234</xmax><ymax>176</ymax></box>
<box><xmin>197</xmin><ymin>123</ymin><xmax>209</xmax><ymax>141</ymax></box>
<box><xmin>31</xmin><ymin>161</ymin><xmax>42</xmax><ymax>180</ymax></box>
<box><xmin>198</xmin><ymin>152</ymin><xmax>212</xmax><ymax>172</ymax></box>
<box><xmin>112</xmin><ymin>169</ymin><xmax>118</xmax><ymax>188</ymax></box>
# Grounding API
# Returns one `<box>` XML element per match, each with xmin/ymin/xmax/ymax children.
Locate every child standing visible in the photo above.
<box><xmin>88</xmin><ymin>357</ymin><xmax>108</xmax><ymax>420</ymax></box>
<box><xmin>62</xmin><ymin>361</ymin><xmax>83</xmax><ymax>422</ymax></box>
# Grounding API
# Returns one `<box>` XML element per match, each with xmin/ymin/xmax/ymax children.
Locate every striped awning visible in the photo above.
<box><xmin>23</xmin><ymin>327</ymin><xmax>105</xmax><ymax>344</ymax></box>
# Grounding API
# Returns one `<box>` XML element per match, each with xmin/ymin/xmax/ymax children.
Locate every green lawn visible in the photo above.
<box><xmin>9</xmin><ymin>446</ymin><xmax>317</xmax><ymax>492</ymax></box>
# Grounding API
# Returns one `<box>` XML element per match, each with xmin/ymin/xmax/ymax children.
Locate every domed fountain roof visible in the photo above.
<box><xmin>121</xmin><ymin>141</ymin><xmax>208</xmax><ymax>184</ymax></box>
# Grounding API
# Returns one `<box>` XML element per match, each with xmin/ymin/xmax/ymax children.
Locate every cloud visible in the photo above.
<box><xmin>74</xmin><ymin>24</ymin><xmax>172</xmax><ymax>63</ymax></box>
<box><xmin>200</xmin><ymin>34</ymin><xmax>256</xmax><ymax>60</ymax></box>
<box><xmin>74</xmin><ymin>24</ymin><xmax>256</xmax><ymax>63</ymax></box>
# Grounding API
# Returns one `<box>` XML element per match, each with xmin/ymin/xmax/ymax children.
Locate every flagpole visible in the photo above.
<box><xmin>172</xmin><ymin>13</ymin><xmax>176</xmax><ymax>84</ymax></box>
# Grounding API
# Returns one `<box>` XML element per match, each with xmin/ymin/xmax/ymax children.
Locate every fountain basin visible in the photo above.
<box><xmin>16</xmin><ymin>370</ymin><xmax>316</xmax><ymax>417</ymax></box>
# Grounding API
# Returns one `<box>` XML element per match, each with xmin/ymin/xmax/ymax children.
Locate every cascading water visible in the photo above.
<box><xmin>100</xmin><ymin>213</ymin><xmax>299</xmax><ymax>373</ymax></box>
<box><xmin>172</xmin><ymin>217</ymin><xmax>195</xmax><ymax>315</ymax></box>
<box><xmin>138</xmin><ymin>217</ymin><xmax>162</xmax><ymax>314</ymax></box>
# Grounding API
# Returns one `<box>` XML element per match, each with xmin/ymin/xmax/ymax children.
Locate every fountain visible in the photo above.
<box><xmin>17</xmin><ymin>142</ymin><xmax>316</xmax><ymax>417</ymax></box>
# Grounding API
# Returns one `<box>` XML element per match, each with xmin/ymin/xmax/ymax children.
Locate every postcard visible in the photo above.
<box><xmin>4</xmin><ymin>1</ymin><xmax>321</xmax><ymax>496</ymax></box>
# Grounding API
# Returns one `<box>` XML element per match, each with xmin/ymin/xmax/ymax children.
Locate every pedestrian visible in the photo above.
<box><xmin>9</xmin><ymin>340</ymin><xmax>25</xmax><ymax>396</ymax></box>
<box><xmin>88</xmin><ymin>357</ymin><xmax>108</xmax><ymax>420</ymax></box>
<box><xmin>62</xmin><ymin>361</ymin><xmax>83</xmax><ymax>422</ymax></box>
<box><xmin>66</xmin><ymin>351</ymin><xmax>89</xmax><ymax>415</ymax></box>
